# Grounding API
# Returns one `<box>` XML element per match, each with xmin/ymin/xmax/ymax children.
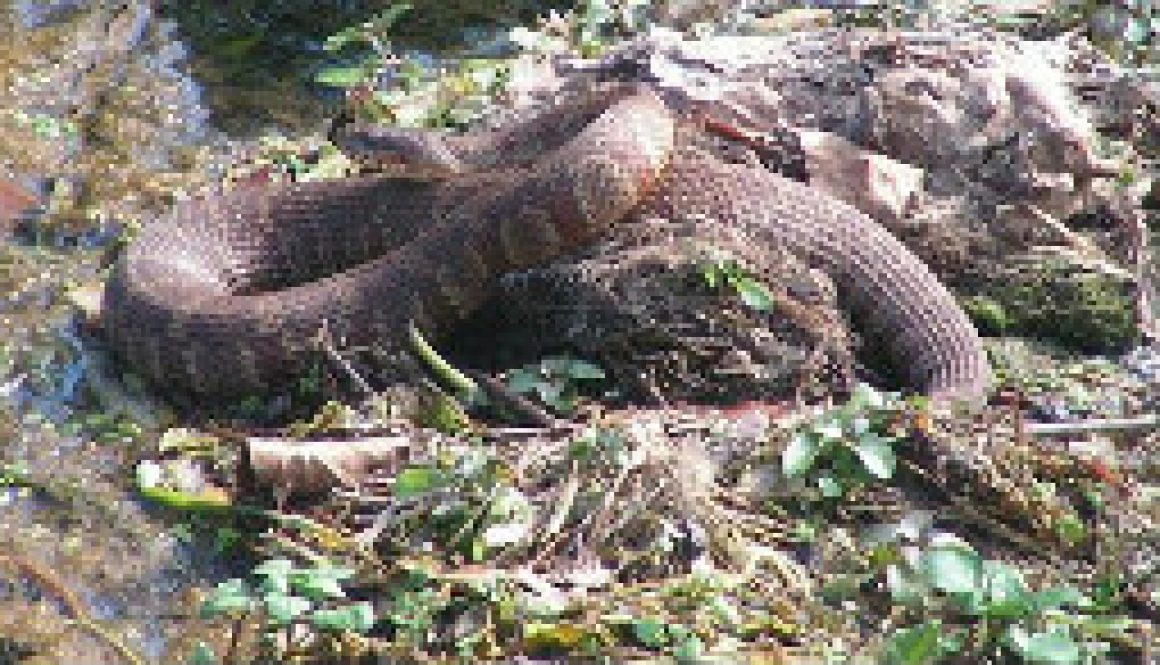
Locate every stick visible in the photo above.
<box><xmin>1024</xmin><ymin>414</ymin><xmax>1160</xmax><ymax>437</ymax></box>
<box><xmin>317</xmin><ymin>319</ymin><xmax>375</xmax><ymax>397</ymax></box>
<box><xmin>0</xmin><ymin>553</ymin><xmax>148</xmax><ymax>665</ymax></box>
<box><xmin>468</xmin><ymin>370</ymin><xmax>560</xmax><ymax>428</ymax></box>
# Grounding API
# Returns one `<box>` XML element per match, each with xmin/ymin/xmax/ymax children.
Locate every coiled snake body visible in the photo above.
<box><xmin>103</xmin><ymin>84</ymin><xmax>992</xmax><ymax>402</ymax></box>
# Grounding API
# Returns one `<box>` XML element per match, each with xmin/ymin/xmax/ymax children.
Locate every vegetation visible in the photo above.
<box><xmin>0</xmin><ymin>0</ymin><xmax>1156</xmax><ymax>663</ymax></box>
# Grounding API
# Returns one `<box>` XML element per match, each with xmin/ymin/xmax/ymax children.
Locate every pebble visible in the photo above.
<box><xmin>1121</xmin><ymin>344</ymin><xmax>1160</xmax><ymax>383</ymax></box>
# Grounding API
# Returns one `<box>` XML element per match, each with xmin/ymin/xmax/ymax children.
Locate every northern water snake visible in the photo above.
<box><xmin>103</xmin><ymin>83</ymin><xmax>992</xmax><ymax>402</ymax></box>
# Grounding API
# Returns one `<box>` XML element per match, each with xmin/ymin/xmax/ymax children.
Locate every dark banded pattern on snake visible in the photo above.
<box><xmin>104</xmin><ymin>83</ymin><xmax>992</xmax><ymax>402</ymax></box>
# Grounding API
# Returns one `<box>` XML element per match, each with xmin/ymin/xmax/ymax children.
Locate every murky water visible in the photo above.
<box><xmin>0</xmin><ymin>0</ymin><xmax>643</xmax><ymax>655</ymax></box>
<box><xmin>0</xmin><ymin>0</ymin><xmax>565</xmax><ymax>659</ymax></box>
<box><xmin>0</xmin><ymin>2</ymin><xmax>232</xmax><ymax>660</ymax></box>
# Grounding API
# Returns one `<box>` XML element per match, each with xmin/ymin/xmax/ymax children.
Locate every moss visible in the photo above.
<box><xmin>961</xmin><ymin>295</ymin><xmax>1010</xmax><ymax>336</ymax></box>
<box><xmin>977</xmin><ymin>250</ymin><xmax>1137</xmax><ymax>353</ymax></box>
<box><xmin>415</xmin><ymin>387</ymin><xmax>472</xmax><ymax>435</ymax></box>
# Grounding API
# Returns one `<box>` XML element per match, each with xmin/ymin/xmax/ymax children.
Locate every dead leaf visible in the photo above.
<box><xmin>0</xmin><ymin>177</ymin><xmax>41</xmax><ymax>231</ymax></box>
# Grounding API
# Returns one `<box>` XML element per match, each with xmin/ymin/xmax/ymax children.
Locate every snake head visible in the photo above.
<box><xmin>328</xmin><ymin>112</ymin><xmax>464</xmax><ymax>178</ymax></box>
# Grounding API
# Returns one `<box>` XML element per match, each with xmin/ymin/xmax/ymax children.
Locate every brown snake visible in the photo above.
<box><xmin>103</xmin><ymin>83</ymin><xmax>992</xmax><ymax>402</ymax></box>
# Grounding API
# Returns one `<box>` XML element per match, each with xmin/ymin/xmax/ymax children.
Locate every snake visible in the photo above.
<box><xmin>102</xmin><ymin>82</ymin><xmax>992</xmax><ymax>403</ymax></box>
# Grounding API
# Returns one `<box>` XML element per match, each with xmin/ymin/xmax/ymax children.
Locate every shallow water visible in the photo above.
<box><xmin>0</xmin><ymin>0</ymin><xmax>563</xmax><ymax>659</ymax></box>
<box><xmin>0</xmin><ymin>1</ymin><xmax>368</xmax><ymax>661</ymax></box>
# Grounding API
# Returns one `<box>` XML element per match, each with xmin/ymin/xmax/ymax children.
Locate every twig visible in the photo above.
<box><xmin>1123</xmin><ymin>207</ymin><xmax>1157</xmax><ymax>343</ymax></box>
<box><xmin>1020</xmin><ymin>203</ymin><xmax>1101</xmax><ymax>257</ymax></box>
<box><xmin>1024</xmin><ymin>414</ymin><xmax>1160</xmax><ymax>437</ymax></box>
<box><xmin>65</xmin><ymin>617</ymin><xmax>148</xmax><ymax>665</ymax></box>
<box><xmin>0</xmin><ymin>553</ymin><xmax>87</xmax><ymax>619</ymax></box>
<box><xmin>596</xmin><ymin>475</ymin><xmax>666</xmax><ymax>543</ymax></box>
<box><xmin>225</xmin><ymin>615</ymin><xmax>244</xmax><ymax>665</ymax></box>
<box><xmin>468</xmin><ymin>370</ymin><xmax>560</xmax><ymax>427</ymax></box>
<box><xmin>0</xmin><ymin>553</ymin><xmax>147</xmax><ymax>665</ymax></box>
<box><xmin>317</xmin><ymin>319</ymin><xmax>375</xmax><ymax>397</ymax></box>
<box><xmin>529</xmin><ymin>440</ymin><xmax>640</xmax><ymax>568</ymax></box>
<box><xmin>897</xmin><ymin>458</ymin><xmax>1065</xmax><ymax>565</ymax></box>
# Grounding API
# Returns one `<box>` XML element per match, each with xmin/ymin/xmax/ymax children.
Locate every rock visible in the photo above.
<box><xmin>798</xmin><ymin>130</ymin><xmax>925</xmax><ymax>225</ymax></box>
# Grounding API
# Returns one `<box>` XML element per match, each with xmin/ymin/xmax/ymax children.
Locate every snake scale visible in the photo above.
<box><xmin>102</xmin><ymin>83</ymin><xmax>992</xmax><ymax>402</ymax></box>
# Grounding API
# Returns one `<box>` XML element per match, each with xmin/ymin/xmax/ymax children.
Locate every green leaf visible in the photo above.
<box><xmin>258</xmin><ymin>571</ymin><xmax>290</xmax><ymax>596</ymax></box>
<box><xmin>323</xmin><ymin>4</ymin><xmax>411</xmax><ymax>51</ymax></box>
<box><xmin>1074</xmin><ymin>615</ymin><xmax>1133</xmax><ymax>642</ymax></box>
<box><xmin>1007</xmin><ymin>626</ymin><xmax>1082</xmax><ymax>664</ymax></box>
<box><xmin>311</xmin><ymin>602</ymin><xmax>376</xmax><ymax>633</ymax></box>
<box><xmin>213</xmin><ymin>527</ymin><xmax>241</xmax><ymax>554</ymax></box>
<box><xmin>394</xmin><ymin>466</ymin><xmax>440</xmax><ymax>498</ymax></box>
<box><xmin>1029</xmin><ymin>586</ymin><xmax>1089</xmax><ymax>612</ymax></box>
<box><xmin>632</xmin><ymin>618</ymin><xmax>669</xmax><ymax>648</ymax></box>
<box><xmin>849</xmin><ymin>383</ymin><xmax>886</xmax><ymax>411</ymax></box>
<box><xmin>782</xmin><ymin>433</ymin><xmax>820</xmax><ymax>477</ymax></box>
<box><xmin>918</xmin><ymin>544</ymin><xmax>982</xmax><ymax>595</ymax></box>
<box><xmin>673</xmin><ymin>633</ymin><xmax>704</xmax><ymax>662</ymax></box>
<box><xmin>1124</xmin><ymin>18</ymin><xmax>1150</xmax><ymax>44</ymax></box>
<box><xmin>818</xmin><ymin>574</ymin><xmax>866</xmax><ymax>604</ymax></box>
<box><xmin>734</xmin><ymin>277</ymin><xmax>774</xmax><ymax>312</ymax></box>
<box><xmin>701</xmin><ymin>265</ymin><xmax>721</xmax><ymax>289</ymax></box>
<box><xmin>539</xmin><ymin>357</ymin><xmax>572</xmax><ymax>375</ymax></box>
<box><xmin>263</xmin><ymin>593</ymin><xmax>311</xmax><ymax>626</ymax></box>
<box><xmin>291</xmin><ymin>566</ymin><xmax>354</xmax><ymax>601</ymax></box>
<box><xmin>939</xmin><ymin>629</ymin><xmax>965</xmax><ymax>654</ymax></box>
<box><xmin>186</xmin><ymin>642</ymin><xmax>219</xmax><ymax>665</ymax></box>
<box><xmin>534</xmin><ymin>382</ymin><xmax>564</xmax><ymax>408</ymax></box>
<box><xmin>562</xmin><ymin>358</ymin><xmax>605</xmax><ymax>380</ymax></box>
<box><xmin>137</xmin><ymin>485</ymin><xmax>232</xmax><ymax>513</ymax></box>
<box><xmin>812</xmin><ymin>421</ymin><xmax>844</xmax><ymax>441</ymax></box>
<box><xmin>323</xmin><ymin>26</ymin><xmax>369</xmax><ymax>51</ymax></box>
<box><xmin>253</xmin><ymin>559</ymin><xmax>294</xmax><ymax>599</ymax></box>
<box><xmin>1054</xmin><ymin>514</ymin><xmax>1087</xmax><ymax>547</ymax></box>
<box><xmin>817</xmin><ymin>474</ymin><xmax>843</xmax><ymax>498</ymax></box>
<box><xmin>886</xmin><ymin>565</ymin><xmax>926</xmax><ymax>606</ymax></box>
<box><xmin>853</xmin><ymin>434</ymin><xmax>896</xmax><ymax>479</ymax></box>
<box><xmin>978</xmin><ymin>561</ymin><xmax>1032</xmax><ymax>618</ymax></box>
<box><xmin>505</xmin><ymin>369</ymin><xmax>545</xmax><ymax>395</ymax></box>
<box><xmin>367</xmin><ymin>4</ymin><xmax>413</xmax><ymax>34</ymax></box>
<box><xmin>252</xmin><ymin>558</ymin><xmax>294</xmax><ymax>580</ymax></box>
<box><xmin>881</xmin><ymin>621</ymin><xmax>942</xmax><ymax>665</ymax></box>
<box><xmin>314</xmin><ymin>65</ymin><xmax>372</xmax><ymax>88</ymax></box>
<box><xmin>200</xmin><ymin>579</ymin><xmax>254</xmax><ymax>617</ymax></box>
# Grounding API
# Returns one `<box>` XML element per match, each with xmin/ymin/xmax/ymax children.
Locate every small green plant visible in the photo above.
<box><xmin>505</xmin><ymin>356</ymin><xmax>606</xmax><ymax>415</ymax></box>
<box><xmin>8</xmin><ymin>109</ymin><xmax>78</xmax><ymax>140</ymax></box>
<box><xmin>0</xmin><ymin>461</ymin><xmax>31</xmax><ymax>488</ymax></box>
<box><xmin>382</xmin><ymin>449</ymin><xmax>534</xmax><ymax>562</ymax></box>
<box><xmin>698</xmin><ymin>254</ymin><xmax>775</xmax><ymax>313</ymax></box>
<box><xmin>781</xmin><ymin>383</ymin><xmax>903</xmax><ymax>499</ymax></box>
<box><xmin>314</xmin><ymin>4</ymin><xmax>412</xmax><ymax>90</ymax></box>
<box><xmin>201</xmin><ymin>558</ymin><xmax>375</xmax><ymax>644</ymax></box>
<box><xmin>628</xmin><ymin>617</ymin><xmax>704</xmax><ymax>660</ymax></box>
<box><xmin>509</xmin><ymin>0</ymin><xmax>652</xmax><ymax>58</ymax></box>
<box><xmin>877</xmin><ymin>537</ymin><xmax>1133</xmax><ymax>664</ymax></box>
<box><xmin>316</xmin><ymin>5</ymin><xmax>511</xmax><ymax>130</ymax></box>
